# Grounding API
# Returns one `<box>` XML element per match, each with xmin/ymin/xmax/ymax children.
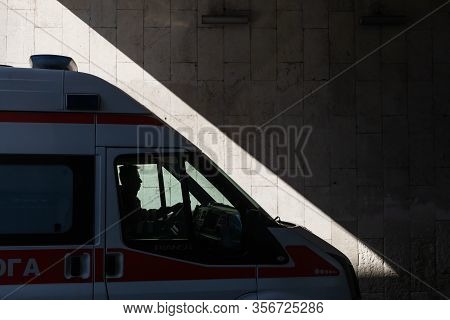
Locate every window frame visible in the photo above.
<box><xmin>0</xmin><ymin>155</ymin><xmax>95</xmax><ymax>246</ymax></box>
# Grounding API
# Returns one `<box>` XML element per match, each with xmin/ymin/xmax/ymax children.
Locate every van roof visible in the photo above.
<box><xmin>0</xmin><ymin>66</ymin><xmax>151</xmax><ymax>115</ymax></box>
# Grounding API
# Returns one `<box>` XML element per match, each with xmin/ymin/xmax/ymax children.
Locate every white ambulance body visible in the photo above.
<box><xmin>0</xmin><ymin>55</ymin><xmax>360</xmax><ymax>299</ymax></box>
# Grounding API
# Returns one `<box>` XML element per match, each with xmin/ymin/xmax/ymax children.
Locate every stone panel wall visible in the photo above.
<box><xmin>0</xmin><ymin>0</ymin><xmax>449</xmax><ymax>298</ymax></box>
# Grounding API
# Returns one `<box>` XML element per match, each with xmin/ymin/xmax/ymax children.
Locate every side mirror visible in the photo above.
<box><xmin>219</xmin><ymin>212</ymin><xmax>242</xmax><ymax>249</ymax></box>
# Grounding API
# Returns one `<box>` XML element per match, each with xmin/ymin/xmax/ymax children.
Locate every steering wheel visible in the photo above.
<box><xmin>160</xmin><ymin>203</ymin><xmax>183</xmax><ymax>221</ymax></box>
<box><xmin>155</xmin><ymin>203</ymin><xmax>185</xmax><ymax>236</ymax></box>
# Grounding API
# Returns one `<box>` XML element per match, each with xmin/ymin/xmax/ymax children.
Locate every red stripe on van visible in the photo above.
<box><xmin>0</xmin><ymin>249</ymin><xmax>92</xmax><ymax>285</ymax></box>
<box><xmin>107</xmin><ymin>249</ymin><xmax>255</xmax><ymax>282</ymax></box>
<box><xmin>0</xmin><ymin>246</ymin><xmax>338</xmax><ymax>286</ymax></box>
<box><xmin>0</xmin><ymin>112</ymin><xmax>95</xmax><ymax>124</ymax></box>
<box><xmin>97</xmin><ymin>114</ymin><xmax>163</xmax><ymax>126</ymax></box>
<box><xmin>0</xmin><ymin>112</ymin><xmax>164</xmax><ymax>126</ymax></box>
<box><xmin>107</xmin><ymin>246</ymin><xmax>338</xmax><ymax>282</ymax></box>
<box><xmin>259</xmin><ymin>246</ymin><xmax>339</xmax><ymax>278</ymax></box>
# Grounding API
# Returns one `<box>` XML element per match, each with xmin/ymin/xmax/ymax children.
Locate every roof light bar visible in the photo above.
<box><xmin>30</xmin><ymin>55</ymin><xmax>78</xmax><ymax>72</ymax></box>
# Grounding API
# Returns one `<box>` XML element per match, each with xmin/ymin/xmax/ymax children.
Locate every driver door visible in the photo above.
<box><xmin>104</xmin><ymin>148</ymin><xmax>257</xmax><ymax>299</ymax></box>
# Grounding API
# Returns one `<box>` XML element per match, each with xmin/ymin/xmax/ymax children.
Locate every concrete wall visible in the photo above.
<box><xmin>0</xmin><ymin>0</ymin><xmax>449</xmax><ymax>299</ymax></box>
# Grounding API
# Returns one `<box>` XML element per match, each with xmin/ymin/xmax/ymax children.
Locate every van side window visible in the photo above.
<box><xmin>137</xmin><ymin>163</ymin><xmax>162</xmax><ymax>210</ymax></box>
<box><xmin>0</xmin><ymin>165</ymin><xmax>73</xmax><ymax>234</ymax></box>
<box><xmin>0</xmin><ymin>156</ymin><xmax>94</xmax><ymax>245</ymax></box>
<box><xmin>116</xmin><ymin>156</ymin><xmax>189</xmax><ymax>241</ymax></box>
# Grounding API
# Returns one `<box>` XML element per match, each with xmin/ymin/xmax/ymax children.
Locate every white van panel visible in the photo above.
<box><xmin>96</xmin><ymin>124</ymin><xmax>189</xmax><ymax>149</ymax></box>
<box><xmin>0</xmin><ymin>283</ymin><xmax>91</xmax><ymax>299</ymax></box>
<box><xmin>0</xmin><ymin>68</ymin><xmax>64</xmax><ymax>111</ymax></box>
<box><xmin>107</xmin><ymin>279</ymin><xmax>255</xmax><ymax>300</ymax></box>
<box><xmin>0</xmin><ymin>123</ymin><xmax>95</xmax><ymax>155</ymax></box>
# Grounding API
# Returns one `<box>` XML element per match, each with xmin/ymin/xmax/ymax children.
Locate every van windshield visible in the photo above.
<box><xmin>185</xmin><ymin>161</ymin><xmax>233</xmax><ymax>208</ymax></box>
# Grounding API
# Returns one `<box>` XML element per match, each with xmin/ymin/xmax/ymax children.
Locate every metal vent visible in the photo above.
<box><xmin>66</xmin><ymin>94</ymin><xmax>101</xmax><ymax>111</ymax></box>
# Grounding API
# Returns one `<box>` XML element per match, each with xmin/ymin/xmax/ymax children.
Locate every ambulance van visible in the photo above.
<box><xmin>0</xmin><ymin>55</ymin><xmax>360</xmax><ymax>299</ymax></box>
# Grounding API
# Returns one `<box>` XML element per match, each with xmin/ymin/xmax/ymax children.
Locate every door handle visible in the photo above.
<box><xmin>105</xmin><ymin>252</ymin><xmax>124</xmax><ymax>279</ymax></box>
<box><xmin>64</xmin><ymin>253</ymin><xmax>90</xmax><ymax>280</ymax></box>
